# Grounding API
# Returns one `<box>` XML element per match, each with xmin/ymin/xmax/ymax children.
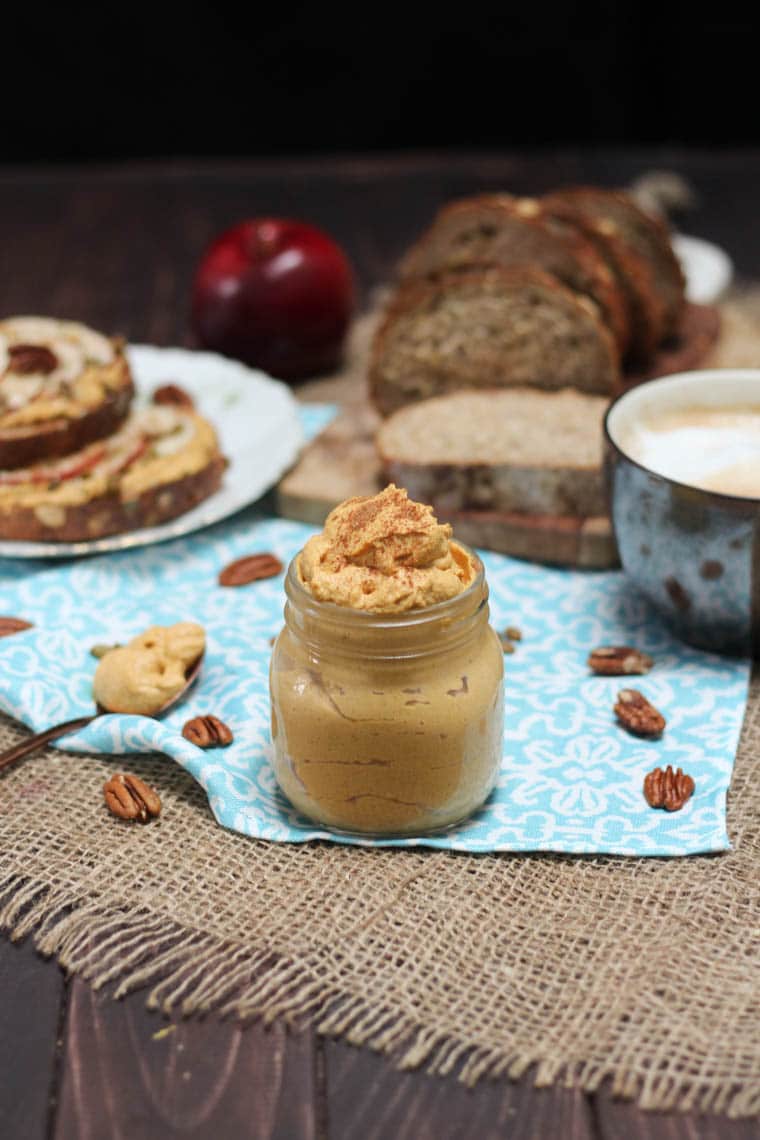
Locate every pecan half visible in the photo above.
<box><xmin>0</xmin><ymin>616</ymin><xmax>34</xmax><ymax>639</ymax></box>
<box><xmin>644</xmin><ymin>765</ymin><xmax>695</xmax><ymax>811</ymax></box>
<box><xmin>152</xmin><ymin>383</ymin><xmax>195</xmax><ymax>409</ymax></box>
<box><xmin>219</xmin><ymin>553</ymin><xmax>283</xmax><ymax>587</ymax></box>
<box><xmin>7</xmin><ymin>343</ymin><xmax>58</xmax><ymax>375</ymax></box>
<box><xmin>614</xmin><ymin>689</ymin><xmax>666</xmax><ymax>737</ymax></box>
<box><xmin>103</xmin><ymin>773</ymin><xmax>161</xmax><ymax>823</ymax></box>
<box><xmin>588</xmin><ymin>646</ymin><xmax>654</xmax><ymax>676</ymax></box>
<box><xmin>182</xmin><ymin>714</ymin><xmax>234</xmax><ymax>748</ymax></box>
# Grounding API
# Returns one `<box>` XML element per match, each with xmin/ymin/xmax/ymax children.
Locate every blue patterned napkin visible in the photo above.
<box><xmin>0</xmin><ymin>403</ymin><xmax>751</xmax><ymax>855</ymax></box>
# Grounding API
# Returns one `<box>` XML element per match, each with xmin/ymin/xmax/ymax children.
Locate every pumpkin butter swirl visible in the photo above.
<box><xmin>298</xmin><ymin>484</ymin><xmax>477</xmax><ymax>612</ymax></box>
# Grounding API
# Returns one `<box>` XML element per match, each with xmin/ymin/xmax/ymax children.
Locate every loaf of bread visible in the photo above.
<box><xmin>0</xmin><ymin>317</ymin><xmax>134</xmax><ymax>470</ymax></box>
<box><xmin>377</xmin><ymin>387</ymin><xmax>607</xmax><ymax>517</ymax></box>
<box><xmin>369</xmin><ymin>267</ymin><xmax>620</xmax><ymax>417</ymax></box>
<box><xmin>399</xmin><ymin>194</ymin><xmax>631</xmax><ymax>354</ymax></box>
<box><xmin>542</xmin><ymin>187</ymin><xmax>686</xmax><ymax>359</ymax></box>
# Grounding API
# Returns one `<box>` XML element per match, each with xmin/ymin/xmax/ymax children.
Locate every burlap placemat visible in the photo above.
<box><xmin>0</xmin><ymin>669</ymin><xmax>758</xmax><ymax>1118</ymax></box>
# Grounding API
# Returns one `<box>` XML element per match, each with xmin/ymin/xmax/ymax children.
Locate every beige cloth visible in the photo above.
<box><xmin>0</xmin><ymin>673</ymin><xmax>758</xmax><ymax>1118</ymax></box>
<box><xmin>1</xmin><ymin>290</ymin><xmax>760</xmax><ymax>1118</ymax></box>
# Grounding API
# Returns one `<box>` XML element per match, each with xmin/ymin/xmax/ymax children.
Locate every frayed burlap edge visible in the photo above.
<box><xmin>1</xmin><ymin>840</ymin><xmax>758</xmax><ymax>1121</ymax></box>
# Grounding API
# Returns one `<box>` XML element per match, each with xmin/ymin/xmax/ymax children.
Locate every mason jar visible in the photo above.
<box><xmin>269</xmin><ymin>547</ymin><xmax>504</xmax><ymax>836</ymax></box>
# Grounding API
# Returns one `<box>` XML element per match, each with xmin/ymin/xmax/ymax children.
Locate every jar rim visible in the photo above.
<box><xmin>284</xmin><ymin>541</ymin><xmax>487</xmax><ymax>630</ymax></box>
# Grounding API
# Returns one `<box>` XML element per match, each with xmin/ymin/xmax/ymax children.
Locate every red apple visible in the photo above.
<box><xmin>191</xmin><ymin>218</ymin><xmax>356</xmax><ymax>381</ymax></box>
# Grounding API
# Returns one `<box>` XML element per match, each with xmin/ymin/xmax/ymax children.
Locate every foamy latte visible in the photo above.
<box><xmin>621</xmin><ymin>404</ymin><xmax>760</xmax><ymax>498</ymax></box>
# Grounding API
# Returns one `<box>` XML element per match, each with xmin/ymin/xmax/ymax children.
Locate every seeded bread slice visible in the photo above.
<box><xmin>377</xmin><ymin>387</ymin><xmax>607</xmax><ymax>517</ymax></box>
<box><xmin>399</xmin><ymin>194</ymin><xmax>631</xmax><ymax>354</ymax></box>
<box><xmin>542</xmin><ymin>188</ymin><xmax>685</xmax><ymax>359</ymax></box>
<box><xmin>369</xmin><ymin>267</ymin><xmax>620</xmax><ymax>416</ymax></box>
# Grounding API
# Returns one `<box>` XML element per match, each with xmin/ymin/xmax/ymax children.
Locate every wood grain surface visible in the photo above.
<box><xmin>0</xmin><ymin>153</ymin><xmax>758</xmax><ymax>1138</ymax></box>
<box><xmin>0</xmin><ymin>936</ymin><xmax>65</xmax><ymax>1140</ymax></box>
<box><xmin>326</xmin><ymin>1040</ymin><xmax>596</xmax><ymax>1140</ymax></box>
<box><xmin>54</xmin><ymin>978</ymin><xmax>316</xmax><ymax>1140</ymax></box>
<box><xmin>2</xmin><ymin>933</ymin><xmax>756</xmax><ymax>1140</ymax></box>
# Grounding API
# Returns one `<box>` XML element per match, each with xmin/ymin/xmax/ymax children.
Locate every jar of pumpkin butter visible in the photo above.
<box><xmin>269</xmin><ymin>485</ymin><xmax>504</xmax><ymax>836</ymax></box>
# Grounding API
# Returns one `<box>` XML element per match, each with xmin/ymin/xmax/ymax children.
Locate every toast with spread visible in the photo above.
<box><xmin>0</xmin><ymin>403</ymin><xmax>225</xmax><ymax>542</ymax></box>
<box><xmin>0</xmin><ymin>317</ymin><xmax>134</xmax><ymax>469</ymax></box>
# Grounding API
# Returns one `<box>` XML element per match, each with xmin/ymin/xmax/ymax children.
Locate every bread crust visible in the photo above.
<box><xmin>567</xmin><ymin>187</ymin><xmax>685</xmax><ymax>332</ymax></box>
<box><xmin>399</xmin><ymin>193</ymin><xmax>631</xmax><ymax>354</ymax></box>
<box><xmin>542</xmin><ymin>188</ymin><xmax>685</xmax><ymax>358</ymax></box>
<box><xmin>0</xmin><ymin>454</ymin><xmax>226</xmax><ymax>543</ymax></box>
<box><xmin>369</xmin><ymin>266</ymin><xmax>621</xmax><ymax>416</ymax></box>
<box><xmin>436</xmin><ymin>508</ymin><xmax>617</xmax><ymax>569</ymax></box>
<box><xmin>0</xmin><ymin>353</ymin><xmax>134</xmax><ymax>470</ymax></box>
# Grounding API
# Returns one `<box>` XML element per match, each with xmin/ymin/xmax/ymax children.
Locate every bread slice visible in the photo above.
<box><xmin>0</xmin><ymin>404</ymin><xmax>225</xmax><ymax>542</ymax></box>
<box><xmin>0</xmin><ymin>317</ymin><xmax>134</xmax><ymax>469</ymax></box>
<box><xmin>542</xmin><ymin>188</ymin><xmax>685</xmax><ymax>359</ymax></box>
<box><xmin>399</xmin><ymin>194</ymin><xmax>630</xmax><ymax>354</ymax></box>
<box><xmin>369</xmin><ymin>267</ymin><xmax>620</xmax><ymax>416</ymax></box>
<box><xmin>377</xmin><ymin>387</ymin><xmax>607</xmax><ymax>517</ymax></box>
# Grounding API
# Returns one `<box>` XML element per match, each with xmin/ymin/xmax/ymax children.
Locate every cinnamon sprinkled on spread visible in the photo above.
<box><xmin>298</xmin><ymin>485</ymin><xmax>477</xmax><ymax>612</ymax></box>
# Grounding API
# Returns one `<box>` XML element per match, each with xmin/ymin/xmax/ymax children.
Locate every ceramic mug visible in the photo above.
<box><xmin>605</xmin><ymin>369</ymin><xmax>760</xmax><ymax>657</ymax></box>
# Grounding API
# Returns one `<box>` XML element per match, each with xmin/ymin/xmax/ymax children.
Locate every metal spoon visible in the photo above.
<box><xmin>0</xmin><ymin>653</ymin><xmax>204</xmax><ymax>776</ymax></box>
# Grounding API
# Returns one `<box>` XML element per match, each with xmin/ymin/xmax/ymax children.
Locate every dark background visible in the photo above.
<box><xmin>4</xmin><ymin>9</ymin><xmax>757</xmax><ymax>163</ymax></box>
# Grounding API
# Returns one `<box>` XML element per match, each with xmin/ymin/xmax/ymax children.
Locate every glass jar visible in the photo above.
<box><xmin>269</xmin><ymin>547</ymin><xmax>504</xmax><ymax>836</ymax></box>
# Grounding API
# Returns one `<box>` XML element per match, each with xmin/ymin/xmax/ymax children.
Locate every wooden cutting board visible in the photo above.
<box><xmin>276</xmin><ymin>301</ymin><xmax>723</xmax><ymax>569</ymax></box>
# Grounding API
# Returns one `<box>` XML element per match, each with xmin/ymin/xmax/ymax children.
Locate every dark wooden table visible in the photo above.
<box><xmin>1</xmin><ymin>151</ymin><xmax>759</xmax><ymax>1140</ymax></box>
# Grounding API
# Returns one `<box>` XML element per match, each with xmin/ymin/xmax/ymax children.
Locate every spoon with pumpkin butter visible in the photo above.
<box><xmin>0</xmin><ymin>621</ymin><xmax>205</xmax><ymax>775</ymax></box>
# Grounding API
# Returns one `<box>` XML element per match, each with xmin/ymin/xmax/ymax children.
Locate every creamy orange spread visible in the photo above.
<box><xmin>298</xmin><ymin>485</ymin><xmax>477</xmax><ymax>612</ymax></box>
<box><xmin>92</xmin><ymin>622</ymin><xmax>205</xmax><ymax>715</ymax></box>
<box><xmin>0</xmin><ymin>317</ymin><xmax>125</xmax><ymax>428</ymax></box>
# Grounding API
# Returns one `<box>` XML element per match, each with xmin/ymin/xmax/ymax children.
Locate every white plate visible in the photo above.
<box><xmin>0</xmin><ymin>344</ymin><xmax>303</xmax><ymax>559</ymax></box>
<box><xmin>673</xmin><ymin>233</ymin><xmax>734</xmax><ymax>304</ymax></box>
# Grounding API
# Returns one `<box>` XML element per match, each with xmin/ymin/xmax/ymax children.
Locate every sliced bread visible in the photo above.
<box><xmin>399</xmin><ymin>194</ymin><xmax>630</xmax><ymax>353</ymax></box>
<box><xmin>542</xmin><ymin>188</ymin><xmax>686</xmax><ymax>358</ymax></box>
<box><xmin>377</xmin><ymin>387</ymin><xmax>607</xmax><ymax>517</ymax></box>
<box><xmin>369</xmin><ymin>267</ymin><xmax>620</xmax><ymax>416</ymax></box>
